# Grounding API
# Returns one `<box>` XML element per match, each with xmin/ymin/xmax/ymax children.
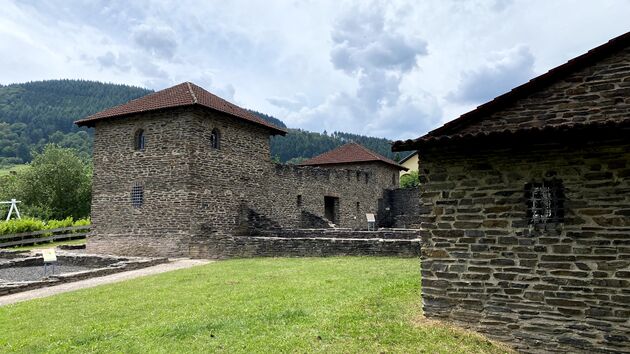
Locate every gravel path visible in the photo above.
<box><xmin>0</xmin><ymin>259</ymin><xmax>212</xmax><ymax>306</ymax></box>
<box><xmin>0</xmin><ymin>265</ymin><xmax>91</xmax><ymax>282</ymax></box>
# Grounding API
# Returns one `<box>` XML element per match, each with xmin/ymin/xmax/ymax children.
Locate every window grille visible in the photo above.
<box><xmin>525</xmin><ymin>180</ymin><xmax>564</xmax><ymax>224</ymax></box>
<box><xmin>134</xmin><ymin>129</ymin><xmax>145</xmax><ymax>151</ymax></box>
<box><xmin>131</xmin><ymin>182</ymin><xmax>144</xmax><ymax>208</ymax></box>
<box><xmin>210</xmin><ymin>128</ymin><xmax>221</xmax><ymax>149</ymax></box>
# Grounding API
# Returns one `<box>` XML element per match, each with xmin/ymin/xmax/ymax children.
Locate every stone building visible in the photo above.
<box><xmin>393</xmin><ymin>32</ymin><xmax>630</xmax><ymax>352</ymax></box>
<box><xmin>75</xmin><ymin>82</ymin><xmax>412</xmax><ymax>258</ymax></box>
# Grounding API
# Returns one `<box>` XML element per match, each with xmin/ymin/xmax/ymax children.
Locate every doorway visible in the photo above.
<box><xmin>324</xmin><ymin>196</ymin><xmax>339</xmax><ymax>225</ymax></box>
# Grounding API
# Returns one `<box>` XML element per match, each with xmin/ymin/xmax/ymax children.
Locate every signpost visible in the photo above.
<box><xmin>366</xmin><ymin>213</ymin><xmax>376</xmax><ymax>231</ymax></box>
<box><xmin>42</xmin><ymin>249</ymin><xmax>57</xmax><ymax>276</ymax></box>
<box><xmin>0</xmin><ymin>199</ymin><xmax>21</xmax><ymax>221</ymax></box>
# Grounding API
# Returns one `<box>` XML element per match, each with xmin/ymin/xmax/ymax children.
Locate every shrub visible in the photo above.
<box><xmin>400</xmin><ymin>170</ymin><xmax>420</xmax><ymax>188</ymax></box>
<box><xmin>0</xmin><ymin>217</ymin><xmax>46</xmax><ymax>235</ymax></box>
<box><xmin>73</xmin><ymin>218</ymin><xmax>91</xmax><ymax>227</ymax></box>
<box><xmin>0</xmin><ymin>217</ymin><xmax>91</xmax><ymax>236</ymax></box>
<box><xmin>45</xmin><ymin>217</ymin><xmax>77</xmax><ymax>230</ymax></box>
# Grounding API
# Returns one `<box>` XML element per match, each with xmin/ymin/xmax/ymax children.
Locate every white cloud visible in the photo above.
<box><xmin>0</xmin><ymin>0</ymin><xmax>629</xmax><ymax>140</ymax></box>
<box><xmin>449</xmin><ymin>45</ymin><xmax>535</xmax><ymax>103</ymax></box>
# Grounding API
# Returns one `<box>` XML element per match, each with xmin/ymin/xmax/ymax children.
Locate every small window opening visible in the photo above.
<box><xmin>356</xmin><ymin>201</ymin><xmax>360</xmax><ymax>212</ymax></box>
<box><xmin>297</xmin><ymin>195</ymin><xmax>302</xmax><ymax>207</ymax></box>
<box><xmin>131</xmin><ymin>182</ymin><xmax>144</xmax><ymax>208</ymax></box>
<box><xmin>210</xmin><ymin>128</ymin><xmax>221</xmax><ymax>149</ymax></box>
<box><xmin>346</xmin><ymin>170</ymin><xmax>351</xmax><ymax>181</ymax></box>
<box><xmin>525</xmin><ymin>180</ymin><xmax>564</xmax><ymax>225</ymax></box>
<box><xmin>392</xmin><ymin>173</ymin><xmax>397</xmax><ymax>186</ymax></box>
<box><xmin>134</xmin><ymin>129</ymin><xmax>145</xmax><ymax>151</ymax></box>
<box><xmin>365</xmin><ymin>173</ymin><xmax>369</xmax><ymax>184</ymax></box>
<box><xmin>356</xmin><ymin>171</ymin><xmax>361</xmax><ymax>181</ymax></box>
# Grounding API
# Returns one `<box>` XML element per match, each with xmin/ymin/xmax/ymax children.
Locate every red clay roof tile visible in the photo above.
<box><xmin>300</xmin><ymin>142</ymin><xmax>407</xmax><ymax>170</ymax></box>
<box><xmin>75</xmin><ymin>82</ymin><xmax>287</xmax><ymax>135</ymax></box>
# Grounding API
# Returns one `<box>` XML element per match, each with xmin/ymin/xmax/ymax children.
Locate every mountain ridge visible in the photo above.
<box><xmin>0</xmin><ymin>79</ymin><xmax>397</xmax><ymax>165</ymax></box>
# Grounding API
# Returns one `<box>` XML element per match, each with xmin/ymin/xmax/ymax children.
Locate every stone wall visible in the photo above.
<box><xmin>264</xmin><ymin>162</ymin><xmax>400</xmax><ymax>230</ymax></box>
<box><xmin>88</xmin><ymin>105</ymin><xmax>407</xmax><ymax>258</ymax></box>
<box><xmin>189</xmin><ymin>229</ymin><xmax>421</xmax><ymax>259</ymax></box>
<box><xmin>378</xmin><ymin>187</ymin><xmax>421</xmax><ymax>229</ymax></box>
<box><xmin>88</xmin><ymin>107</ymin><xmax>198</xmax><ymax>257</ymax></box>
<box><xmin>455</xmin><ymin>46</ymin><xmax>630</xmax><ymax>136</ymax></box>
<box><xmin>418</xmin><ymin>137</ymin><xmax>630</xmax><ymax>353</ymax></box>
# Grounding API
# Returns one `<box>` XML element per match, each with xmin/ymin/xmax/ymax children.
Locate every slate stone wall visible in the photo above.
<box><xmin>378</xmin><ymin>187</ymin><xmax>422</xmax><ymax>229</ymax></box>
<box><xmin>189</xmin><ymin>229</ymin><xmax>421</xmax><ymax>259</ymax></box>
<box><xmin>264</xmin><ymin>162</ymin><xmax>400</xmax><ymax>231</ymax></box>
<box><xmin>88</xmin><ymin>108</ymin><xmax>197</xmax><ymax>257</ymax></box>
<box><xmin>418</xmin><ymin>137</ymin><xmax>630</xmax><ymax>353</ymax></box>
<box><xmin>88</xmin><ymin>106</ymin><xmax>407</xmax><ymax>258</ymax></box>
<box><xmin>455</xmin><ymin>46</ymin><xmax>630</xmax><ymax>136</ymax></box>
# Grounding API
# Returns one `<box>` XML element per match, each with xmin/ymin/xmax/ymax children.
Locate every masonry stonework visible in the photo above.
<box><xmin>404</xmin><ymin>35</ymin><xmax>630</xmax><ymax>353</ymax></box>
<box><xmin>85</xmin><ymin>101</ymin><xmax>412</xmax><ymax>258</ymax></box>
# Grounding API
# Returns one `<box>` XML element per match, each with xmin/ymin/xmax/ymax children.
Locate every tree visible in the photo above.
<box><xmin>400</xmin><ymin>170</ymin><xmax>420</xmax><ymax>188</ymax></box>
<box><xmin>16</xmin><ymin>145</ymin><xmax>92</xmax><ymax>219</ymax></box>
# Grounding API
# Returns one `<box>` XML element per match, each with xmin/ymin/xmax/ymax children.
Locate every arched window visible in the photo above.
<box><xmin>210</xmin><ymin>128</ymin><xmax>221</xmax><ymax>149</ymax></box>
<box><xmin>134</xmin><ymin>129</ymin><xmax>145</xmax><ymax>151</ymax></box>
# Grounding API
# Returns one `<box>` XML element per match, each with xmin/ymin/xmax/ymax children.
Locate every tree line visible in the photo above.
<box><xmin>0</xmin><ymin>79</ymin><xmax>399</xmax><ymax>167</ymax></box>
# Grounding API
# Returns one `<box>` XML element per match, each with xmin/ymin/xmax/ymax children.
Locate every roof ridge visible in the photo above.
<box><xmin>421</xmin><ymin>30</ymin><xmax>630</xmax><ymax>139</ymax></box>
<box><xmin>300</xmin><ymin>142</ymin><xmax>406</xmax><ymax>170</ymax></box>
<box><xmin>186</xmin><ymin>82</ymin><xmax>198</xmax><ymax>104</ymax></box>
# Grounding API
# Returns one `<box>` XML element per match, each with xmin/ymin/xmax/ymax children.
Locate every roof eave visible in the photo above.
<box><xmin>74</xmin><ymin>104</ymin><xmax>288</xmax><ymax>135</ymax></box>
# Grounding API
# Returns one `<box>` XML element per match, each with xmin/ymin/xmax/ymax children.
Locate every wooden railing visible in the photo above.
<box><xmin>0</xmin><ymin>225</ymin><xmax>90</xmax><ymax>248</ymax></box>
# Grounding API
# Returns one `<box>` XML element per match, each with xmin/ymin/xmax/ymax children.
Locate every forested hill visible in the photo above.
<box><xmin>0</xmin><ymin>80</ymin><xmax>151</xmax><ymax>164</ymax></box>
<box><xmin>0</xmin><ymin>79</ymin><xmax>396</xmax><ymax>165</ymax></box>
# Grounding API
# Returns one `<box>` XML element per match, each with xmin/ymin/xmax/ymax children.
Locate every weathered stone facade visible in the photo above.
<box><xmin>87</xmin><ymin>104</ymin><xmax>410</xmax><ymax>258</ymax></box>
<box><xmin>418</xmin><ymin>137</ymin><xmax>630</xmax><ymax>353</ymax></box>
<box><xmin>396</xmin><ymin>34</ymin><xmax>630</xmax><ymax>352</ymax></box>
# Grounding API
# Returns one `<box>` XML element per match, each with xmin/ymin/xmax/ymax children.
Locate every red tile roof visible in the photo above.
<box><xmin>75</xmin><ymin>82</ymin><xmax>287</xmax><ymax>135</ymax></box>
<box><xmin>300</xmin><ymin>142</ymin><xmax>407</xmax><ymax>170</ymax></box>
<box><xmin>393</xmin><ymin>31</ymin><xmax>630</xmax><ymax>151</ymax></box>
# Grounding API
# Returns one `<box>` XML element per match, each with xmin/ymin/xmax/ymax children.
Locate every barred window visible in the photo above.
<box><xmin>210</xmin><ymin>128</ymin><xmax>221</xmax><ymax>149</ymax></box>
<box><xmin>134</xmin><ymin>129</ymin><xmax>145</xmax><ymax>151</ymax></box>
<box><xmin>131</xmin><ymin>182</ymin><xmax>144</xmax><ymax>208</ymax></box>
<box><xmin>525</xmin><ymin>180</ymin><xmax>564</xmax><ymax>224</ymax></box>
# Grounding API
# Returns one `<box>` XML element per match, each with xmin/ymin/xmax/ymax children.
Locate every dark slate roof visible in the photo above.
<box><xmin>75</xmin><ymin>82</ymin><xmax>287</xmax><ymax>135</ymax></box>
<box><xmin>300</xmin><ymin>142</ymin><xmax>407</xmax><ymax>170</ymax></box>
<box><xmin>393</xmin><ymin>31</ymin><xmax>630</xmax><ymax>151</ymax></box>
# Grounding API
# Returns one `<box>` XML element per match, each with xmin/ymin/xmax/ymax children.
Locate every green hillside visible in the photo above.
<box><xmin>0</xmin><ymin>80</ymin><xmax>151</xmax><ymax>165</ymax></box>
<box><xmin>0</xmin><ymin>80</ymin><xmax>396</xmax><ymax>166</ymax></box>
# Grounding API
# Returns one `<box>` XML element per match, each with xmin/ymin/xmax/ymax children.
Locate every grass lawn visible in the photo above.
<box><xmin>0</xmin><ymin>164</ymin><xmax>28</xmax><ymax>177</ymax></box>
<box><xmin>0</xmin><ymin>257</ymin><xmax>509</xmax><ymax>353</ymax></box>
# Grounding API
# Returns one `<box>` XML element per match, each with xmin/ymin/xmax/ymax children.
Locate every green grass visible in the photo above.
<box><xmin>0</xmin><ymin>164</ymin><xmax>27</xmax><ymax>176</ymax></box>
<box><xmin>0</xmin><ymin>257</ymin><xmax>509</xmax><ymax>353</ymax></box>
<box><xmin>9</xmin><ymin>237</ymin><xmax>86</xmax><ymax>251</ymax></box>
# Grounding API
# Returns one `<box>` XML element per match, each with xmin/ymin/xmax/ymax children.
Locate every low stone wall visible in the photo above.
<box><xmin>257</xmin><ymin>228</ymin><xmax>421</xmax><ymax>240</ymax></box>
<box><xmin>189</xmin><ymin>228</ymin><xmax>422</xmax><ymax>259</ymax></box>
<box><xmin>0</xmin><ymin>252</ymin><xmax>168</xmax><ymax>296</ymax></box>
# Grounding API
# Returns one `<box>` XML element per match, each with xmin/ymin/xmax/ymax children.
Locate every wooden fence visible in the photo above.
<box><xmin>0</xmin><ymin>225</ymin><xmax>90</xmax><ymax>248</ymax></box>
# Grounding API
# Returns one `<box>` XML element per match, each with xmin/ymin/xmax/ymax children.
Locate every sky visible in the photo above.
<box><xmin>0</xmin><ymin>1</ymin><xmax>628</xmax><ymax>140</ymax></box>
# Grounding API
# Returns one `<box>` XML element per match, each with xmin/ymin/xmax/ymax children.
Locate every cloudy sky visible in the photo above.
<box><xmin>1</xmin><ymin>1</ymin><xmax>628</xmax><ymax>140</ymax></box>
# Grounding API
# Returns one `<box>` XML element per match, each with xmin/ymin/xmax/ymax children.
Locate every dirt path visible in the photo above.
<box><xmin>0</xmin><ymin>258</ymin><xmax>212</xmax><ymax>306</ymax></box>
